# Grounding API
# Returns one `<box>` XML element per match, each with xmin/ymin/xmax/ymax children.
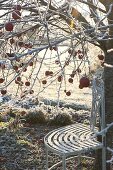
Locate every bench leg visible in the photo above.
<box><xmin>102</xmin><ymin>146</ymin><xmax>106</xmax><ymax>170</ymax></box>
<box><xmin>62</xmin><ymin>155</ymin><xmax>66</xmax><ymax>170</ymax></box>
<box><xmin>45</xmin><ymin>149</ymin><xmax>48</xmax><ymax>170</ymax></box>
<box><xmin>78</xmin><ymin>154</ymin><xmax>81</xmax><ymax>170</ymax></box>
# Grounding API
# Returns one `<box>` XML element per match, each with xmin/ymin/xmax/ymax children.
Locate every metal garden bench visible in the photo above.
<box><xmin>44</xmin><ymin>77</ymin><xmax>106</xmax><ymax>170</ymax></box>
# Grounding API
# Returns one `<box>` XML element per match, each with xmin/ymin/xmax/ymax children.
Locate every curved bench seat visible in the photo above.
<box><xmin>44</xmin><ymin>123</ymin><xmax>103</xmax><ymax>169</ymax></box>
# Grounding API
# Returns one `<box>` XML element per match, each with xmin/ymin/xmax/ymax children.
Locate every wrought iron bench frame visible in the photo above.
<box><xmin>44</xmin><ymin>77</ymin><xmax>106</xmax><ymax>170</ymax></box>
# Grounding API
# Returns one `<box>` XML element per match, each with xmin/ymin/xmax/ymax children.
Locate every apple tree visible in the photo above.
<box><xmin>0</xmin><ymin>0</ymin><xmax>113</xmax><ymax>169</ymax></box>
